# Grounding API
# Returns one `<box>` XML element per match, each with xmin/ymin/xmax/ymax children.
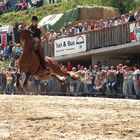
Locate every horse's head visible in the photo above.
<box><xmin>18</xmin><ymin>25</ymin><xmax>33</xmax><ymax>40</ymax></box>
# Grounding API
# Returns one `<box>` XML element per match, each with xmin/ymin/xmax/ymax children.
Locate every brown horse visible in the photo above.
<box><xmin>17</xmin><ymin>29</ymin><xmax>78</xmax><ymax>88</ymax></box>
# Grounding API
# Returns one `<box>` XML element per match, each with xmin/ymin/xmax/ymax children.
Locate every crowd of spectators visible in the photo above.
<box><xmin>0</xmin><ymin>41</ymin><xmax>22</xmax><ymax>61</ymax></box>
<box><xmin>44</xmin><ymin>11</ymin><xmax>139</xmax><ymax>47</ymax></box>
<box><xmin>0</xmin><ymin>0</ymin><xmax>43</xmax><ymax>14</ymax></box>
<box><xmin>0</xmin><ymin>57</ymin><xmax>140</xmax><ymax>99</ymax></box>
<box><xmin>56</xmin><ymin>9</ymin><xmax>140</xmax><ymax>38</ymax></box>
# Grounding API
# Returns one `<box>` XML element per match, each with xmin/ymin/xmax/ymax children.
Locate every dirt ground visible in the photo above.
<box><xmin>0</xmin><ymin>95</ymin><xmax>140</xmax><ymax>140</ymax></box>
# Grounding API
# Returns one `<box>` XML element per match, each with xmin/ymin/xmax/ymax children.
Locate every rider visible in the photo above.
<box><xmin>28</xmin><ymin>16</ymin><xmax>48</xmax><ymax>70</ymax></box>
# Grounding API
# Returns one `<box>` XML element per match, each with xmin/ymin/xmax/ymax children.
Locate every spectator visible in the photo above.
<box><xmin>34</xmin><ymin>0</ymin><xmax>43</xmax><ymax>8</ymax></box>
<box><xmin>5</xmin><ymin>0</ymin><xmax>12</xmax><ymax>11</ymax></box>
<box><xmin>126</xmin><ymin>68</ymin><xmax>133</xmax><ymax>98</ymax></box>
<box><xmin>21</xmin><ymin>2</ymin><xmax>28</xmax><ymax>11</ymax></box>
<box><xmin>48</xmin><ymin>29</ymin><xmax>57</xmax><ymax>47</ymax></box>
<box><xmin>60</xmin><ymin>27</ymin><xmax>67</xmax><ymax>36</ymax></box>
<box><xmin>5</xmin><ymin>71</ymin><xmax>13</xmax><ymax>94</ymax></box>
<box><xmin>93</xmin><ymin>72</ymin><xmax>103</xmax><ymax>93</ymax></box>
<box><xmin>15</xmin><ymin>44</ymin><xmax>22</xmax><ymax>58</ymax></box>
<box><xmin>133</xmin><ymin>64</ymin><xmax>140</xmax><ymax>99</ymax></box>
<box><xmin>8</xmin><ymin>41</ymin><xmax>13</xmax><ymax>59</ymax></box>
<box><xmin>128</xmin><ymin>11</ymin><xmax>136</xmax><ymax>22</ymax></box>
<box><xmin>0</xmin><ymin>2</ymin><xmax>5</xmax><ymax>15</ymax></box>
<box><xmin>3</xmin><ymin>44</ymin><xmax>9</xmax><ymax>61</ymax></box>
<box><xmin>9</xmin><ymin>58</ymin><xmax>15</xmax><ymax>68</ymax></box>
<box><xmin>106</xmin><ymin>66</ymin><xmax>117</xmax><ymax>96</ymax></box>
<box><xmin>66</xmin><ymin>62</ymin><xmax>73</xmax><ymax>71</ymax></box>
<box><xmin>85</xmin><ymin>65</ymin><xmax>93</xmax><ymax>95</ymax></box>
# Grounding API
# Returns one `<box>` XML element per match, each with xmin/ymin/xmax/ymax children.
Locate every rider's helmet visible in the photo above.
<box><xmin>31</xmin><ymin>16</ymin><xmax>38</xmax><ymax>22</ymax></box>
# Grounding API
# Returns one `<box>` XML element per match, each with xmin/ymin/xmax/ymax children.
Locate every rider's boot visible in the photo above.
<box><xmin>34</xmin><ymin>49</ymin><xmax>50</xmax><ymax>72</ymax></box>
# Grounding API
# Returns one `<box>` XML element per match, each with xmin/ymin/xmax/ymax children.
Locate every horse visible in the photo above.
<box><xmin>16</xmin><ymin>28</ymin><xmax>78</xmax><ymax>89</ymax></box>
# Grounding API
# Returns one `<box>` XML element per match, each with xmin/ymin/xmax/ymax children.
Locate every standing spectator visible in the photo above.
<box><xmin>68</xmin><ymin>26</ymin><xmax>75</xmax><ymax>36</ymax></box>
<box><xmin>15</xmin><ymin>44</ymin><xmax>22</xmax><ymax>59</ymax></box>
<box><xmin>127</xmin><ymin>68</ymin><xmax>133</xmax><ymax>98</ymax></box>
<box><xmin>78</xmin><ymin>70</ymin><xmax>85</xmax><ymax>95</ymax></box>
<box><xmin>60</xmin><ymin>27</ymin><xmax>67</xmax><ymax>36</ymax></box>
<box><xmin>3</xmin><ymin>44</ymin><xmax>9</xmax><ymax>61</ymax></box>
<box><xmin>85</xmin><ymin>65</ymin><xmax>93</xmax><ymax>95</ymax></box>
<box><xmin>93</xmin><ymin>72</ymin><xmax>103</xmax><ymax>93</ymax></box>
<box><xmin>77</xmin><ymin>23</ymin><xmax>85</xmax><ymax>33</ymax></box>
<box><xmin>106</xmin><ymin>66</ymin><xmax>117</xmax><ymax>96</ymax></box>
<box><xmin>122</xmin><ymin>65</ymin><xmax>129</xmax><ymax>98</ymax></box>
<box><xmin>133</xmin><ymin>64</ymin><xmax>140</xmax><ymax>99</ymax></box>
<box><xmin>128</xmin><ymin>11</ymin><xmax>136</xmax><ymax>22</ymax></box>
<box><xmin>69</xmin><ymin>67</ymin><xmax>77</xmax><ymax>95</ymax></box>
<box><xmin>0</xmin><ymin>68</ymin><xmax>6</xmax><ymax>94</ymax></box>
<box><xmin>101</xmin><ymin>61</ymin><xmax>108</xmax><ymax>70</ymax></box>
<box><xmin>116</xmin><ymin>64</ymin><xmax>124</xmax><ymax>93</ymax></box>
<box><xmin>5</xmin><ymin>72</ymin><xmax>13</xmax><ymax>94</ymax></box>
<box><xmin>8</xmin><ymin>41</ymin><xmax>14</xmax><ymax>60</ymax></box>
<box><xmin>66</xmin><ymin>62</ymin><xmax>73</xmax><ymax>71</ymax></box>
<box><xmin>48</xmin><ymin>29</ymin><xmax>57</xmax><ymax>47</ymax></box>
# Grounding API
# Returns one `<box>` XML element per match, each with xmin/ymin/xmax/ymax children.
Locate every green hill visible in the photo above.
<box><xmin>0</xmin><ymin>0</ymin><xmax>140</xmax><ymax>25</ymax></box>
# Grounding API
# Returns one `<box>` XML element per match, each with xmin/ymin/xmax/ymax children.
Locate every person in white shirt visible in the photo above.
<box><xmin>133</xmin><ymin>64</ymin><xmax>140</xmax><ymax>98</ymax></box>
<box><xmin>48</xmin><ymin>29</ymin><xmax>57</xmax><ymax>47</ymax></box>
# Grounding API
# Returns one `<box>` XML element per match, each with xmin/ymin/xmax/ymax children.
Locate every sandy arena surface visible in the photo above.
<box><xmin>0</xmin><ymin>95</ymin><xmax>140</xmax><ymax>140</ymax></box>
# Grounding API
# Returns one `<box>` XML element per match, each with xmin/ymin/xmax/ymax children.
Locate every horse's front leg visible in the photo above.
<box><xmin>15</xmin><ymin>72</ymin><xmax>24</xmax><ymax>93</ymax></box>
<box><xmin>16</xmin><ymin>72</ymin><xmax>30</xmax><ymax>89</ymax></box>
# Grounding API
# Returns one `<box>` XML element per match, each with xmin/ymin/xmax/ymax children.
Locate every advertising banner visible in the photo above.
<box><xmin>54</xmin><ymin>34</ymin><xmax>86</xmax><ymax>57</ymax></box>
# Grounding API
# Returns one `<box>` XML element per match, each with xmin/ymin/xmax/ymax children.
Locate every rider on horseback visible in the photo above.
<box><xmin>28</xmin><ymin>16</ymin><xmax>48</xmax><ymax>70</ymax></box>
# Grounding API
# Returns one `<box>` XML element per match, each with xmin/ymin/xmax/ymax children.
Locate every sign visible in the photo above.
<box><xmin>54</xmin><ymin>34</ymin><xmax>86</xmax><ymax>57</ymax></box>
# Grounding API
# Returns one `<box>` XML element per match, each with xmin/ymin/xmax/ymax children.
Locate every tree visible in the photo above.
<box><xmin>108</xmin><ymin>0</ymin><xmax>137</xmax><ymax>13</ymax></box>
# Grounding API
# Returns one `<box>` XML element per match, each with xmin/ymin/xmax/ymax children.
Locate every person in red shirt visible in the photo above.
<box><xmin>66</xmin><ymin>62</ymin><xmax>73</xmax><ymax>71</ymax></box>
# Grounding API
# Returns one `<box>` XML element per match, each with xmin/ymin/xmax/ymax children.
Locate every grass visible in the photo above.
<box><xmin>0</xmin><ymin>61</ymin><xmax>10</xmax><ymax>68</ymax></box>
<box><xmin>0</xmin><ymin>1</ymin><xmax>77</xmax><ymax>25</ymax></box>
<box><xmin>0</xmin><ymin>0</ymin><xmax>139</xmax><ymax>25</ymax></box>
<box><xmin>0</xmin><ymin>0</ymin><xmax>120</xmax><ymax>26</ymax></box>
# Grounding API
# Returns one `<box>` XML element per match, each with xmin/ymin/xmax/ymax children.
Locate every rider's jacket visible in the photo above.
<box><xmin>29</xmin><ymin>25</ymin><xmax>41</xmax><ymax>40</ymax></box>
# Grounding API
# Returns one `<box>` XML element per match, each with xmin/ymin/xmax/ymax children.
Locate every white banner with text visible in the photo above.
<box><xmin>54</xmin><ymin>34</ymin><xmax>86</xmax><ymax>57</ymax></box>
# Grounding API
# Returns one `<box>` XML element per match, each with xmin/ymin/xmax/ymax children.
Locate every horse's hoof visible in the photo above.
<box><xmin>60</xmin><ymin>77</ymin><xmax>67</xmax><ymax>82</ymax></box>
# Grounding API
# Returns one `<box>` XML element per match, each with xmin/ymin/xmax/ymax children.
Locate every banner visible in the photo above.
<box><xmin>54</xmin><ymin>34</ymin><xmax>86</xmax><ymax>57</ymax></box>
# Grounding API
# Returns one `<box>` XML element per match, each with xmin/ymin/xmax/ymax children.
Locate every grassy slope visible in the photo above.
<box><xmin>0</xmin><ymin>0</ymin><xmax>139</xmax><ymax>26</ymax></box>
<box><xmin>0</xmin><ymin>0</ymin><xmax>111</xmax><ymax>25</ymax></box>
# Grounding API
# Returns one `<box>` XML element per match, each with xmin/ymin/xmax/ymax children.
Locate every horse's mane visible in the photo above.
<box><xmin>20</xmin><ymin>29</ymin><xmax>34</xmax><ymax>52</ymax></box>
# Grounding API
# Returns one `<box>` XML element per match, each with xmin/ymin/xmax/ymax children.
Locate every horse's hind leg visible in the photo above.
<box><xmin>51</xmin><ymin>73</ymin><xmax>66</xmax><ymax>82</ymax></box>
<box><xmin>45</xmin><ymin>57</ymin><xmax>66</xmax><ymax>76</ymax></box>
